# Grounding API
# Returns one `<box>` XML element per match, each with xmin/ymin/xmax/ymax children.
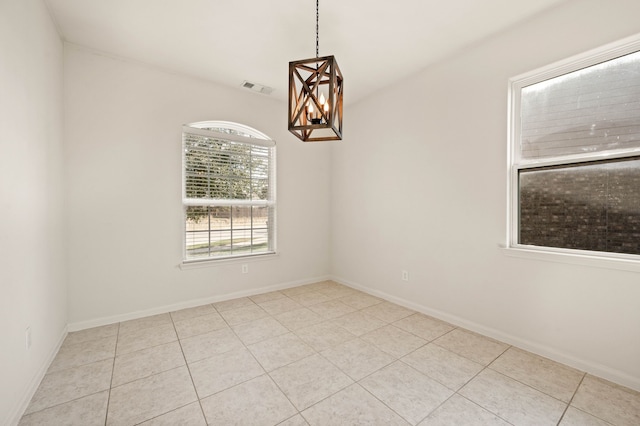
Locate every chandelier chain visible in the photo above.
<box><xmin>315</xmin><ymin>0</ymin><xmax>319</xmax><ymax>58</ymax></box>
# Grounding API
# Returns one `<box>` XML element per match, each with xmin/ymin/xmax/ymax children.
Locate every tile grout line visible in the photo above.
<box><xmin>425</xmin><ymin>336</ymin><xmax>588</xmax><ymax>417</ymax></box>
<box><xmin>396</xmin><ymin>360</ymin><xmax>460</xmax><ymax>425</ymax></box>
<box><xmin>454</xmin><ymin>393</ymin><xmax>517</xmax><ymax>425</ymax></box>
<box><xmin>485</xmin><ymin>363</ymin><xmax>582</xmax><ymax>408</ymax></box>
<box><xmin>171</xmin><ymin>304</ymin><xmax>217</xmax><ymax>424</ymax></box>
<box><xmin>19</xmin><ymin>282</ymin><xmax>638</xmax><ymax>425</ymax></box>
<box><xmin>356</xmin><ymin>372</ymin><xmax>418</xmax><ymax>425</ymax></box>
<box><xmin>396</xmin><ymin>336</ymin><xmax>511</xmax><ymax>425</ymax></box>
<box><xmin>251</xmin><ymin>287</ymin><xmax>390</xmax><ymax>421</ymax></box>
<box><xmin>221</xmin><ymin>293</ymin><xmax>319</xmax><ymax>424</ymax></box>
<box><xmin>446</xmin><ymin>344</ymin><xmax>513</xmax><ymax>425</ymax></box>
<box><xmin>289</xmin><ymin>294</ymin><xmax>412</xmax><ymax>423</ymax></box>
<box><xmin>215</xmin><ymin>297</ymin><xmax>308</xmax><ymax>422</ymax></box>
<box><xmin>166</xmin><ymin>290</ymin><xmax>629</xmax><ymax>424</ymax></box>
<box><xmin>36</xmin><ymin>334</ymin><xmax>118</xmax><ymax>375</ymax></box>
<box><xmin>16</xmin><ymin>329</ymin><xmax>121</xmax><ymax>421</ymax></box>
<box><xmin>414</xmin><ymin>392</ymin><xmax>457</xmax><ymax>425</ymax></box>
<box><xmin>103</xmin><ymin>322</ymin><xmax>120</xmax><ymax>426</ymax></box>
<box><xmin>555</xmin><ymin>372</ymin><xmax>587</xmax><ymax>426</ymax></box>
<box><xmin>186</xmin><ymin>289</ymin><xmax>362</xmax><ymax>422</ymax></box>
<box><xmin>303</xmin><ymin>301</ymin><xmax>471</xmax><ymax>423</ymax></box>
<box><xmin>261</xmin><ymin>297</ymin><xmax>327</xmax><ymax>415</ymax></box>
<box><xmin>18</xmin><ymin>390</ymin><xmax>111</xmax><ymax>421</ymax></box>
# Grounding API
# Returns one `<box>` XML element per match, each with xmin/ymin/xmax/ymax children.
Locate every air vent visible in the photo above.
<box><xmin>241</xmin><ymin>80</ymin><xmax>273</xmax><ymax>95</ymax></box>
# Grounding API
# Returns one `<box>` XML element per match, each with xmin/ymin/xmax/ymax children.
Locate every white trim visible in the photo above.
<box><xmin>182</xmin><ymin>125</ymin><xmax>275</xmax><ymax>148</ymax></box>
<box><xmin>516</xmin><ymin>148</ymin><xmax>640</xmax><ymax>170</ymax></box>
<box><xmin>500</xmin><ymin>245</ymin><xmax>640</xmax><ymax>273</ymax></box>
<box><xmin>510</xmin><ymin>33</ymin><xmax>640</xmax><ymax>90</ymax></box>
<box><xmin>269</xmin><ymin>145</ymin><xmax>278</xmax><ymax>255</ymax></box>
<box><xmin>188</xmin><ymin>120</ymin><xmax>271</xmax><ymax>140</ymax></box>
<box><xmin>507</xmin><ymin>32</ymin><xmax>640</xmax><ymax>261</ymax></box>
<box><xmin>182</xmin><ymin>198</ymin><xmax>273</xmax><ymax>207</ymax></box>
<box><xmin>7</xmin><ymin>325</ymin><xmax>68</xmax><ymax>426</ymax></box>
<box><xmin>506</xmin><ymin>78</ymin><xmax>519</xmax><ymax>252</ymax></box>
<box><xmin>331</xmin><ymin>275</ymin><xmax>640</xmax><ymax>392</ymax></box>
<box><xmin>67</xmin><ymin>275</ymin><xmax>331</xmax><ymax>332</ymax></box>
<box><xmin>179</xmin><ymin>252</ymin><xmax>278</xmax><ymax>269</ymax></box>
<box><xmin>181</xmin><ymin>121</ymin><xmax>277</xmax><ymax>262</ymax></box>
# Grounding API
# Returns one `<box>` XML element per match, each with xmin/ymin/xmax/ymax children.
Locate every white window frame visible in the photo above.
<box><xmin>506</xmin><ymin>33</ymin><xmax>640</xmax><ymax>269</ymax></box>
<box><xmin>181</xmin><ymin>121</ymin><xmax>276</xmax><ymax>265</ymax></box>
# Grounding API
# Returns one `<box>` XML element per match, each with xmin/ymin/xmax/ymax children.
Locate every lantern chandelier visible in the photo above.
<box><xmin>288</xmin><ymin>0</ymin><xmax>343</xmax><ymax>142</ymax></box>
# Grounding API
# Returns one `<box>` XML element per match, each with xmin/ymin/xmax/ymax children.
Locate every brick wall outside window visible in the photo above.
<box><xmin>519</xmin><ymin>157</ymin><xmax>640</xmax><ymax>254</ymax></box>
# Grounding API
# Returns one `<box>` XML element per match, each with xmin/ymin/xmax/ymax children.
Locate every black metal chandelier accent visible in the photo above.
<box><xmin>288</xmin><ymin>0</ymin><xmax>343</xmax><ymax>142</ymax></box>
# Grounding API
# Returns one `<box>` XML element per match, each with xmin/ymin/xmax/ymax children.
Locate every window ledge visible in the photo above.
<box><xmin>179</xmin><ymin>252</ymin><xmax>278</xmax><ymax>270</ymax></box>
<box><xmin>499</xmin><ymin>245</ymin><xmax>640</xmax><ymax>273</ymax></box>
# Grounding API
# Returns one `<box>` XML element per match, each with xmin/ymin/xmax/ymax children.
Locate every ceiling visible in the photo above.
<box><xmin>45</xmin><ymin>0</ymin><xmax>567</xmax><ymax>105</ymax></box>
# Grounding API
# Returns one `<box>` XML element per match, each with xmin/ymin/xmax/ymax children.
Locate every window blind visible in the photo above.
<box><xmin>183</xmin><ymin>128</ymin><xmax>274</xmax><ymax>205</ymax></box>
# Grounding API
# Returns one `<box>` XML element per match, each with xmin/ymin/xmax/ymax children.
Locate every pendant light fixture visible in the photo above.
<box><xmin>288</xmin><ymin>0</ymin><xmax>343</xmax><ymax>142</ymax></box>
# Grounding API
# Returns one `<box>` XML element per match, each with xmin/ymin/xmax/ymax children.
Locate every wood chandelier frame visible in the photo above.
<box><xmin>288</xmin><ymin>55</ymin><xmax>343</xmax><ymax>142</ymax></box>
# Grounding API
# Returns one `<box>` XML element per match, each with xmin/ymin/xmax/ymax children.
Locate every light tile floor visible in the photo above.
<box><xmin>18</xmin><ymin>281</ymin><xmax>640</xmax><ymax>425</ymax></box>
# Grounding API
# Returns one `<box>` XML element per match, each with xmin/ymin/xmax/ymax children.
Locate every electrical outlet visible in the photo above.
<box><xmin>401</xmin><ymin>270</ymin><xmax>409</xmax><ymax>281</ymax></box>
<box><xmin>25</xmin><ymin>327</ymin><xmax>31</xmax><ymax>350</ymax></box>
<box><xmin>241</xmin><ymin>264</ymin><xmax>249</xmax><ymax>274</ymax></box>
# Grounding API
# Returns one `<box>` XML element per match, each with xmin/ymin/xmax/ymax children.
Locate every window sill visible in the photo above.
<box><xmin>179</xmin><ymin>252</ymin><xmax>278</xmax><ymax>270</ymax></box>
<box><xmin>499</xmin><ymin>245</ymin><xmax>640</xmax><ymax>273</ymax></box>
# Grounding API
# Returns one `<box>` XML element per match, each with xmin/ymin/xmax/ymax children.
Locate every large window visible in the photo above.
<box><xmin>182</xmin><ymin>121</ymin><xmax>276</xmax><ymax>262</ymax></box>
<box><xmin>509</xmin><ymin>36</ymin><xmax>640</xmax><ymax>258</ymax></box>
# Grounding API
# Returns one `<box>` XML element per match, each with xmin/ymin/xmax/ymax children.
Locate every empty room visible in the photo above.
<box><xmin>1</xmin><ymin>0</ymin><xmax>640</xmax><ymax>425</ymax></box>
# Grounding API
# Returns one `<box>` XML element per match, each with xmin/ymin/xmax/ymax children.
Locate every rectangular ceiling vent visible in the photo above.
<box><xmin>241</xmin><ymin>80</ymin><xmax>273</xmax><ymax>95</ymax></box>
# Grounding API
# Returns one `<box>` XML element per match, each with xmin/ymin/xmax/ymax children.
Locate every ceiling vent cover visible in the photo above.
<box><xmin>241</xmin><ymin>80</ymin><xmax>273</xmax><ymax>95</ymax></box>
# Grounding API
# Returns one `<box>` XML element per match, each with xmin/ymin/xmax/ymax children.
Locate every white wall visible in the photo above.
<box><xmin>64</xmin><ymin>45</ymin><xmax>332</xmax><ymax>326</ymax></box>
<box><xmin>0</xmin><ymin>0</ymin><xmax>66</xmax><ymax>424</ymax></box>
<box><xmin>331</xmin><ymin>0</ymin><xmax>640</xmax><ymax>391</ymax></box>
<box><xmin>3</xmin><ymin>4</ymin><xmax>640</xmax><ymax>424</ymax></box>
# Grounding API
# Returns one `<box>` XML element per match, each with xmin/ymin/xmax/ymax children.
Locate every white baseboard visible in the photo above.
<box><xmin>332</xmin><ymin>275</ymin><xmax>640</xmax><ymax>392</ymax></box>
<box><xmin>7</xmin><ymin>325</ymin><xmax>68</xmax><ymax>426</ymax></box>
<box><xmin>68</xmin><ymin>275</ymin><xmax>332</xmax><ymax>332</ymax></box>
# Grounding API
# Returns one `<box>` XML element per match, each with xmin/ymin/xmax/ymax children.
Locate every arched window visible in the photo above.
<box><xmin>182</xmin><ymin>121</ymin><xmax>276</xmax><ymax>261</ymax></box>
